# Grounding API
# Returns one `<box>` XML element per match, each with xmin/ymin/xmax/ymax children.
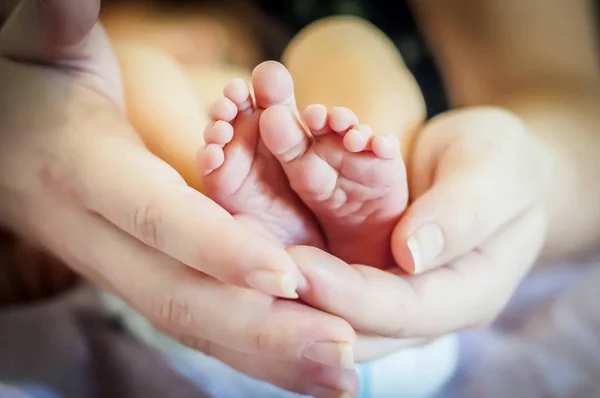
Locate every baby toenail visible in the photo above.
<box><xmin>357</xmin><ymin>124</ymin><xmax>373</xmax><ymax>136</ymax></box>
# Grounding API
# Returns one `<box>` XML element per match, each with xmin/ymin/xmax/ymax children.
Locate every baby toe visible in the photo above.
<box><xmin>329</xmin><ymin>107</ymin><xmax>358</xmax><ymax>134</ymax></box>
<box><xmin>198</xmin><ymin>143</ymin><xmax>225</xmax><ymax>175</ymax></box>
<box><xmin>371</xmin><ymin>135</ymin><xmax>401</xmax><ymax>159</ymax></box>
<box><xmin>209</xmin><ymin>97</ymin><xmax>238</xmax><ymax>122</ymax></box>
<box><xmin>223</xmin><ymin>78</ymin><xmax>253</xmax><ymax>112</ymax></box>
<box><xmin>303</xmin><ymin>104</ymin><xmax>329</xmax><ymax>136</ymax></box>
<box><xmin>203</xmin><ymin>120</ymin><xmax>234</xmax><ymax>146</ymax></box>
<box><xmin>343</xmin><ymin>124</ymin><xmax>374</xmax><ymax>153</ymax></box>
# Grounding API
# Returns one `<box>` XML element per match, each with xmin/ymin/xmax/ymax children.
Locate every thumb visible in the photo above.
<box><xmin>0</xmin><ymin>0</ymin><xmax>100</xmax><ymax>62</ymax></box>
<box><xmin>392</xmin><ymin>109</ymin><xmax>546</xmax><ymax>274</ymax></box>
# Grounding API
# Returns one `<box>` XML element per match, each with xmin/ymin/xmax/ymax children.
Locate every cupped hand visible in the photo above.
<box><xmin>0</xmin><ymin>1</ymin><xmax>358</xmax><ymax>394</ymax></box>
<box><xmin>184</xmin><ymin>107</ymin><xmax>551</xmax><ymax>396</ymax></box>
<box><xmin>0</xmin><ymin>2</ymin><xmax>553</xmax><ymax>396</ymax></box>
<box><xmin>293</xmin><ymin>107</ymin><xmax>551</xmax><ymax>355</ymax></box>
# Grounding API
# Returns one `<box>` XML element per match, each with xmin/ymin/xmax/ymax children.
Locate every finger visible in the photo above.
<box><xmin>33</xmin><ymin>195</ymin><xmax>357</xmax><ymax>368</ymax></box>
<box><xmin>295</xmin><ymin>208</ymin><xmax>545</xmax><ymax>338</ymax></box>
<box><xmin>354</xmin><ymin>334</ymin><xmax>427</xmax><ymax>363</ymax></box>
<box><xmin>180</xmin><ymin>343</ymin><xmax>359</xmax><ymax>398</ymax></box>
<box><xmin>48</xmin><ymin>119</ymin><xmax>307</xmax><ymax>299</ymax></box>
<box><xmin>393</xmin><ymin>109</ymin><xmax>549</xmax><ymax>274</ymax></box>
<box><xmin>0</xmin><ymin>0</ymin><xmax>99</xmax><ymax>61</ymax></box>
<box><xmin>292</xmin><ymin>246</ymin><xmax>417</xmax><ymax>338</ymax></box>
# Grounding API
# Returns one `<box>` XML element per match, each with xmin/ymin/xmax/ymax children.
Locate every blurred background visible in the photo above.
<box><xmin>100</xmin><ymin>0</ymin><xmax>448</xmax><ymax>116</ymax></box>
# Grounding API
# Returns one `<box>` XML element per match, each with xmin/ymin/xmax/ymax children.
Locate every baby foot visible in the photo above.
<box><xmin>197</xmin><ymin>64</ymin><xmax>322</xmax><ymax>247</ymax></box>
<box><xmin>260</xmin><ymin>94</ymin><xmax>408</xmax><ymax>268</ymax></box>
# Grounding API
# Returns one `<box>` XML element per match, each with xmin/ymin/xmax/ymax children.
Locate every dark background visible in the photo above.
<box><xmin>250</xmin><ymin>0</ymin><xmax>448</xmax><ymax>117</ymax></box>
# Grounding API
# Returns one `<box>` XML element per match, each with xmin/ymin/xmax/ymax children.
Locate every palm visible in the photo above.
<box><xmin>0</xmin><ymin>5</ymin><xmax>359</xmax><ymax>396</ymax></box>
<box><xmin>290</xmin><ymin>108</ymin><xmax>550</xmax><ymax>358</ymax></box>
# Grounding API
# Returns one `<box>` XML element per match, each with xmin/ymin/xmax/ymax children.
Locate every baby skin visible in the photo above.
<box><xmin>198</xmin><ymin>61</ymin><xmax>408</xmax><ymax>268</ymax></box>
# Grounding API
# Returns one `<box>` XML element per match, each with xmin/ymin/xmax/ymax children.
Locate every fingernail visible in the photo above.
<box><xmin>306</xmin><ymin>386</ymin><xmax>352</xmax><ymax>398</ymax></box>
<box><xmin>407</xmin><ymin>223</ymin><xmax>444</xmax><ymax>274</ymax></box>
<box><xmin>302</xmin><ymin>342</ymin><xmax>355</xmax><ymax>370</ymax></box>
<box><xmin>245</xmin><ymin>270</ymin><xmax>298</xmax><ymax>299</ymax></box>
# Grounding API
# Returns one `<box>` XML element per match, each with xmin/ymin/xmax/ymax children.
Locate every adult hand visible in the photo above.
<box><xmin>0</xmin><ymin>1</ymin><xmax>358</xmax><ymax>394</ymax></box>
<box><xmin>179</xmin><ymin>108</ymin><xmax>551</xmax><ymax>397</ymax></box>
<box><xmin>294</xmin><ymin>107</ymin><xmax>550</xmax><ymax>353</ymax></box>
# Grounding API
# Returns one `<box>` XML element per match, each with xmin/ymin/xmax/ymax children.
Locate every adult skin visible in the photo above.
<box><xmin>1</xmin><ymin>0</ymin><xmax>598</xmax><ymax>397</ymax></box>
<box><xmin>0</xmin><ymin>1</ymin><xmax>359</xmax><ymax>395</ymax></box>
<box><xmin>179</xmin><ymin>0</ymin><xmax>600</xmax><ymax>395</ymax></box>
<box><xmin>295</xmin><ymin>0</ymin><xmax>600</xmax><ymax>358</ymax></box>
